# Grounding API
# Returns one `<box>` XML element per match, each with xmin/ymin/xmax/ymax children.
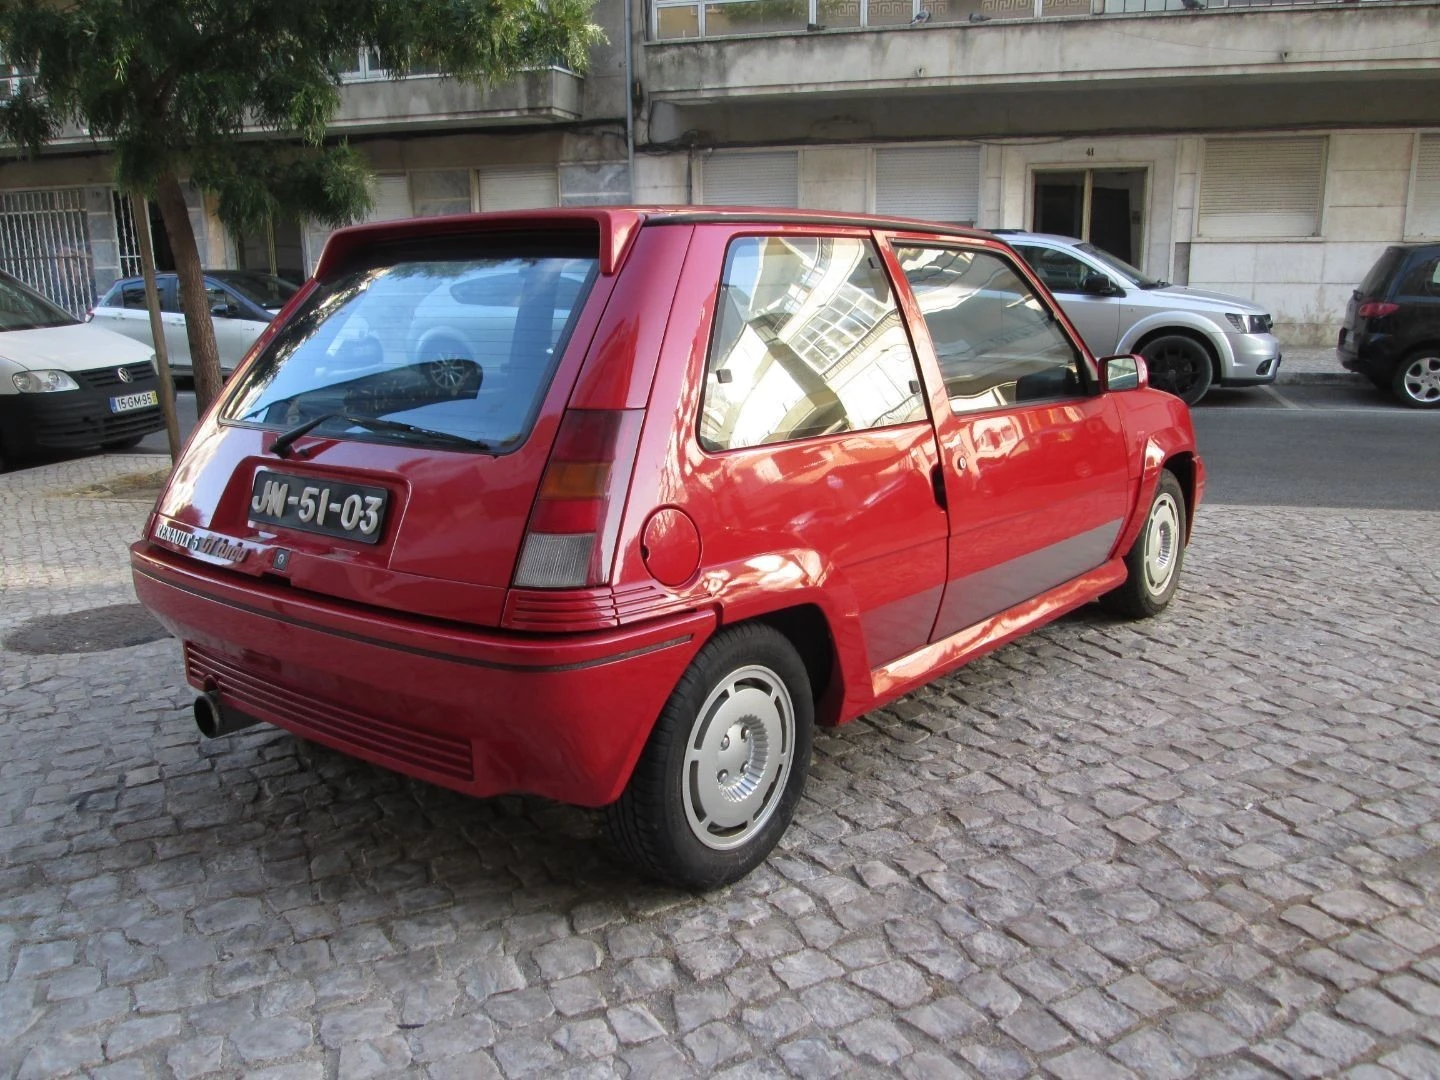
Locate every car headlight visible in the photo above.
<box><xmin>12</xmin><ymin>370</ymin><xmax>81</xmax><ymax>393</ymax></box>
<box><xmin>1225</xmin><ymin>313</ymin><xmax>1272</xmax><ymax>334</ymax></box>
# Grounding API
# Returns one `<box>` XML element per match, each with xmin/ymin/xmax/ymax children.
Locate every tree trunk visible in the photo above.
<box><xmin>154</xmin><ymin>170</ymin><xmax>225</xmax><ymax>413</ymax></box>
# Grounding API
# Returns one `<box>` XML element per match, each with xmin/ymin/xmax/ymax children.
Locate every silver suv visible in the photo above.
<box><xmin>1000</xmin><ymin>231</ymin><xmax>1280</xmax><ymax>405</ymax></box>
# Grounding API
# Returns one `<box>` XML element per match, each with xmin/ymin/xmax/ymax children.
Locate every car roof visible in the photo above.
<box><xmin>991</xmin><ymin>230</ymin><xmax>1086</xmax><ymax>247</ymax></box>
<box><xmin>315</xmin><ymin>207</ymin><xmax>1000</xmax><ymax>281</ymax></box>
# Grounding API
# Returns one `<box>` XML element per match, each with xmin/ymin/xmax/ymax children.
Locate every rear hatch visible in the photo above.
<box><xmin>1341</xmin><ymin>245</ymin><xmax>1404</xmax><ymax>350</ymax></box>
<box><xmin>149</xmin><ymin>220</ymin><xmax>619</xmax><ymax>628</ymax></box>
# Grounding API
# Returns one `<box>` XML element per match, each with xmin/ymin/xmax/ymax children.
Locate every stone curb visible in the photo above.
<box><xmin>1275</xmin><ymin>370</ymin><xmax>1365</xmax><ymax>386</ymax></box>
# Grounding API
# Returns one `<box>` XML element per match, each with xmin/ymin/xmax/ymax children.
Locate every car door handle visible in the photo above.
<box><xmin>930</xmin><ymin>464</ymin><xmax>947</xmax><ymax>510</ymax></box>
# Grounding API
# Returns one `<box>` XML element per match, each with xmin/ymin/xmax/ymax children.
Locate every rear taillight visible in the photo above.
<box><xmin>513</xmin><ymin>409</ymin><xmax>644</xmax><ymax>589</ymax></box>
<box><xmin>1358</xmin><ymin>301</ymin><xmax>1399</xmax><ymax>319</ymax></box>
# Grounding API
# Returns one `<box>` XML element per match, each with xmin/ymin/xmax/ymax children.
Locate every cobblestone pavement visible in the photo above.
<box><xmin>2</xmin><ymin>455</ymin><xmax>1439</xmax><ymax>1080</ymax></box>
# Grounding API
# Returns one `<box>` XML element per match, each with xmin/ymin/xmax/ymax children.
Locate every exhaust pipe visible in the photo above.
<box><xmin>193</xmin><ymin>690</ymin><xmax>260</xmax><ymax>738</ymax></box>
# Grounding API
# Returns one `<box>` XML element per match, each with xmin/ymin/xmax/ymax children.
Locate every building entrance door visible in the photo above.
<box><xmin>1032</xmin><ymin>169</ymin><xmax>1146</xmax><ymax>267</ymax></box>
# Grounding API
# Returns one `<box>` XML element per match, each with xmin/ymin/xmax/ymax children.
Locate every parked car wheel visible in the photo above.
<box><xmin>1102</xmin><ymin>470</ymin><xmax>1186</xmax><ymax>620</ymax></box>
<box><xmin>606</xmin><ymin>623</ymin><xmax>813</xmax><ymax>889</ymax></box>
<box><xmin>1392</xmin><ymin>351</ymin><xmax>1440</xmax><ymax>409</ymax></box>
<box><xmin>1141</xmin><ymin>335</ymin><xmax>1213</xmax><ymax>405</ymax></box>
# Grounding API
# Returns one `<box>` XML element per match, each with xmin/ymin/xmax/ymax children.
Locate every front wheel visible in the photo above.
<box><xmin>605</xmin><ymin>623</ymin><xmax>813</xmax><ymax>889</ymax></box>
<box><xmin>1102</xmin><ymin>470</ymin><xmax>1187</xmax><ymax>620</ymax></box>
<box><xmin>1141</xmin><ymin>335</ymin><xmax>1213</xmax><ymax>406</ymax></box>
<box><xmin>1392</xmin><ymin>353</ymin><xmax>1440</xmax><ymax>409</ymax></box>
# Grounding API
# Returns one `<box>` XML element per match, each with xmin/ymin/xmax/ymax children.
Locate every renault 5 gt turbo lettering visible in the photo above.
<box><xmin>131</xmin><ymin>208</ymin><xmax>1204</xmax><ymax>888</ymax></box>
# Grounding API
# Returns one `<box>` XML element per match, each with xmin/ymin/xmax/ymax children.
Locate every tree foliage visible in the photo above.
<box><xmin>0</xmin><ymin>0</ymin><xmax>602</xmax><ymax>409</ymax></box>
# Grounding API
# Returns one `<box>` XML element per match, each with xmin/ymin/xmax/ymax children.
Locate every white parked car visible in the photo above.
<box><xmin>0</xmin><ymin>271</ymin><xmax>163</xmax><ymax>470</ymax></box>
<box><xmin>1001</xmin><ymin>231</ymin><xmax>1281</xmax><ymax>405</ymax></box>
<box><xmin>90</xmin><ymin>270</ymin><xmax>299</xmax><ymax>379</ymax></box>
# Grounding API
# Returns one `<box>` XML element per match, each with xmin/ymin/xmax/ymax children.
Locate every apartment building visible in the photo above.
<box><xmin>2</xmin><ymin>0</ymin><xmax>1437</xmax><ymax>342</ymax></box>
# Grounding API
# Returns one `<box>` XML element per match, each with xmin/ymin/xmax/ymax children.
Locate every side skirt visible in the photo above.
<box><xmin>865</xmin><ymin>558</ymin><xmax>1128</xmax><ymax>714</ymax></box>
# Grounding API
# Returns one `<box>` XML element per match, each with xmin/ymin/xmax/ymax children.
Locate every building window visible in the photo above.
<box><xmin>700</xmin><ymin>152</ymin><xmax>800</xmax><ymax>207</ymax></box>
<box><xmin>873</xmin><ymin>146</ymin><xmax>981</xmax><ymax>225</ymax></box>
<box><xmin>1198</xmin><ymin>136</ymin><xmax>1326</xmax><ymax>239</ymax></box>
<box><xmin>1407</xmin><ymin>134</ymin><xmax>1440</xmax><ymax>239</ymax></box>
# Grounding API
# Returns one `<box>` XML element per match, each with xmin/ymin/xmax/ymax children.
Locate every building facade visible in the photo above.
<box><xmin>3</xmin><ymin>0</ymin><xmax>1438</xmax><ymax>344</ymax></box>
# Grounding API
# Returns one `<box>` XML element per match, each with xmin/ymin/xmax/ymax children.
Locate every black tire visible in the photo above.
<box><xmin>1391</xmin><ymin>351</ymin><xmax>1440</xmax><ymax>409</ymax></box>
<box><xmin>1102</xmin><ymin>470</ymin><xmax>1187</xmax><ymax>620</ymax></box>
<box><xmin>1141</xmin><ymin>334</ymin><xmax>1214</xmax><ymax>406</ymax></box>
<box><xmin>605</xmin><ymin>622</ymin><xmax>813</xmax><ymax>889</ymax></box>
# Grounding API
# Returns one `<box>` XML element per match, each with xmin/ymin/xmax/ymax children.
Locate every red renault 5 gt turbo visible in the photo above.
<box><xmin>132</xmin><ymin>208</ymin><xmax>1203</xmax><ymax>888</ymax></box>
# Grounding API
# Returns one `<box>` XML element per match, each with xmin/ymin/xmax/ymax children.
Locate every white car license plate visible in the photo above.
<box><xmin>110</xmin><ymin>390</ymin><xmax>158</xmax><ymax>413</ymax></box>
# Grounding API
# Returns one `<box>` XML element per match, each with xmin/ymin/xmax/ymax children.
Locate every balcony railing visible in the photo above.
<box><xmin>652</xmin><ymin>0</ymin><xmax>1394</xmax><ymax>39</ymax></box>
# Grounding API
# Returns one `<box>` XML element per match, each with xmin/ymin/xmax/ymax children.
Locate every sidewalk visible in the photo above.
<box><xmin>1277</xmin><ymin>344</ymin><xmax>1354</xmax><ymax>385</ymax></box>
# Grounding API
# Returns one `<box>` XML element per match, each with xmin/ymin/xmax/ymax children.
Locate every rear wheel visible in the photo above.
<box><xmin>1102</xmin><ymin>470</ymin><xmax>1187</xmax><ymax>620</ymax></box>
<box><xmin>1141</xmin><ymin>334</ymin><xmax>1213</xmax><ymax>406</ymax></box>
<box><xmin>605</xmin><ymin>623</ymin><xmax>813</xmax><ymax>889</ymax></box>
<box><xmin>1392</xmin><ymin>352</ymin><xmax>1440</xmax><ymax>408</ymax></box>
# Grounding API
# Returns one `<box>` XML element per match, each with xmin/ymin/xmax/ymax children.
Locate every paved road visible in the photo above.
<box><xmin>0</xmin><ymin>383</ymin><xmax>1425</xmax><ymax>1078</ymax></box>
<box><xmin>1192</xmin><ymin>385</ymin><xmax>1439</xmax><ymax>512</ymax></box>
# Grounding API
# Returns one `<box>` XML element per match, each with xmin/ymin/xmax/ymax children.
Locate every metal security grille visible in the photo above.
<box><xmin>0</xmin><ymin>188</ymin><xmax>95</xmax><ymax>317</ymax></box>
<box><xmin>112</xmin><ymin>191</ymin><xmax>145</xmax><ymax>279</ymax></box>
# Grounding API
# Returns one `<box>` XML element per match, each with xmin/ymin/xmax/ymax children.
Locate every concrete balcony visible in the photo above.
<box><xmin>331</xmin><ymin>69</ymin><xmax>585</xmax><ymax>134</ymax></box>
<box><xmin>644</xmin><ymin>2</ymin><xmax>1440</xmax><ymax>141</ymax></box>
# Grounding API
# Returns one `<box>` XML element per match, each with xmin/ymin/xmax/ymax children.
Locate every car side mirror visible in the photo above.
<box><xmin>1082</xmin><ymin>272</ymin><xmax>1120</xmax><ymax>297</ymax></box>
<box><xmin>1102</xmin><ymin>354</ymin><xmax>1148</xmax><ymax>392</ymax></box>
<box><xmin>211</xmin><ymin>302</ymin><xmax>238</xmax><ymax>318</ymax></box>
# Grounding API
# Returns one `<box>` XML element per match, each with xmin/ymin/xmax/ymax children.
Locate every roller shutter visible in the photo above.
<box><xmin>702</xmin><ymin>152</ymin><xmax>799</xmax><ymax>207</ymax></box>
<box><xmin>477</xmin><ymin>166</ymin><xmax>559</xmax><ymax>212</ymax></box>
<box><xmin>1198</xmin><ymin>137</ymin><xmax>1326</xmax><ymax>238</ymax></box>
<box><xmin>1409</xmin><ymin>135</ymin><xmax>1440</xmax><ymax>238</ymax></box>
<box><xmin>874</xmin><ymin>146</ymin><xmax>981</xmax><ymax>225</ymax></box>
<box><xmin>367</xmin><ymin>175</ymin><xmax>413</xmax><ymax>222</ymax></box>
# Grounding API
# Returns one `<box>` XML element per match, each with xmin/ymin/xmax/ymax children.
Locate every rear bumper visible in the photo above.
<box><xmin>131</xmin><ymin>544</ymin><xmax>714</xmax><ymax>806</ymax></box>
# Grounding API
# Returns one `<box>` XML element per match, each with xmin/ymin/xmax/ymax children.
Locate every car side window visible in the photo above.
<box><xmin>120</xmin><ymin>284</ymin><xmax>147</xmax><ymax>310</ymax></box>
<box><xmin>893</xmin><ymin>245</ymin><xmax>1086</xmax><ymax>415</ymax></box>
<box><xmin>206</xmin><ymin>284</ymin><xmax>238</xmax><ymax>316</ymax></box>
<box><xmin>159</xmin><ymin>282</ymin><xmax>181</xmax><ymax>314</ymax></box>
<box><xmin>1398</xmin><ymin>257</ymin><xmax>1440</xmax><ymax>297</ymax></box>
<box><xmin>700</xmin><ymin>235</ymin><xmax>927</xmax><ymax>451</ymax></box>
<box><xmin>1014</xmin><ymin>245</ymin><xmax>1092</xmax><ymax>294</ymax></box>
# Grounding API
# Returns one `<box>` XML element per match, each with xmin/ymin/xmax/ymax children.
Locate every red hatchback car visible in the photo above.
<box><xmin>132</xmin><ymin>208</ymin><xmax>1202</xmax><ymax>887</ymax></box>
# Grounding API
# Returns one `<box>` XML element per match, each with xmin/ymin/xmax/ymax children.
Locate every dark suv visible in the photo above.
<box><xmin>1339</xmin><ymin>243</ymin><xmax>1440</xmax><ymax>408</ymax></box>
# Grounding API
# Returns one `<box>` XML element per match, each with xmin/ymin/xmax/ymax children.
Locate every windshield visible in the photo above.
<box><xmin>0</xmin><ymin>272</ymin><xmax>80</xmax><ymax>331</ymax></box>
<box><xmin>210</xmin><ymin>271</ymin><xmax>300</xmax><ymax>311</ymax></box>
<box><xmin>1076</xmin><ymin>243</ymin><xmax>1163</xmax><ymax>289</ymax></box>
<box><xmin>223</xmin><ymin>244</ymin><xmax>598</xmax><ymax>455</ymax></box>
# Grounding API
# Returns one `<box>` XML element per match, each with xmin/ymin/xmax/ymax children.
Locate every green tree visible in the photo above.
<box><xmin>0</xmin><ymin>0</ymin><xmax>601</xmax><ymax>412</ymax></box>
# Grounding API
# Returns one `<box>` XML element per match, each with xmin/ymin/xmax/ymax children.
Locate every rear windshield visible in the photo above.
<box><xmin>0</xmin><ymin>272</ymin><xmax>79</xmax><ymax>331</ymax></box>
<box><xmin>223</xmin><ymin>241</ymin><xmax>598</xmax><ymax>455</ymax></box>
<box><xmin>1359</xmin><ymin>247</ymin><xmax>1405</xmax><ymax>298</ymax></box>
